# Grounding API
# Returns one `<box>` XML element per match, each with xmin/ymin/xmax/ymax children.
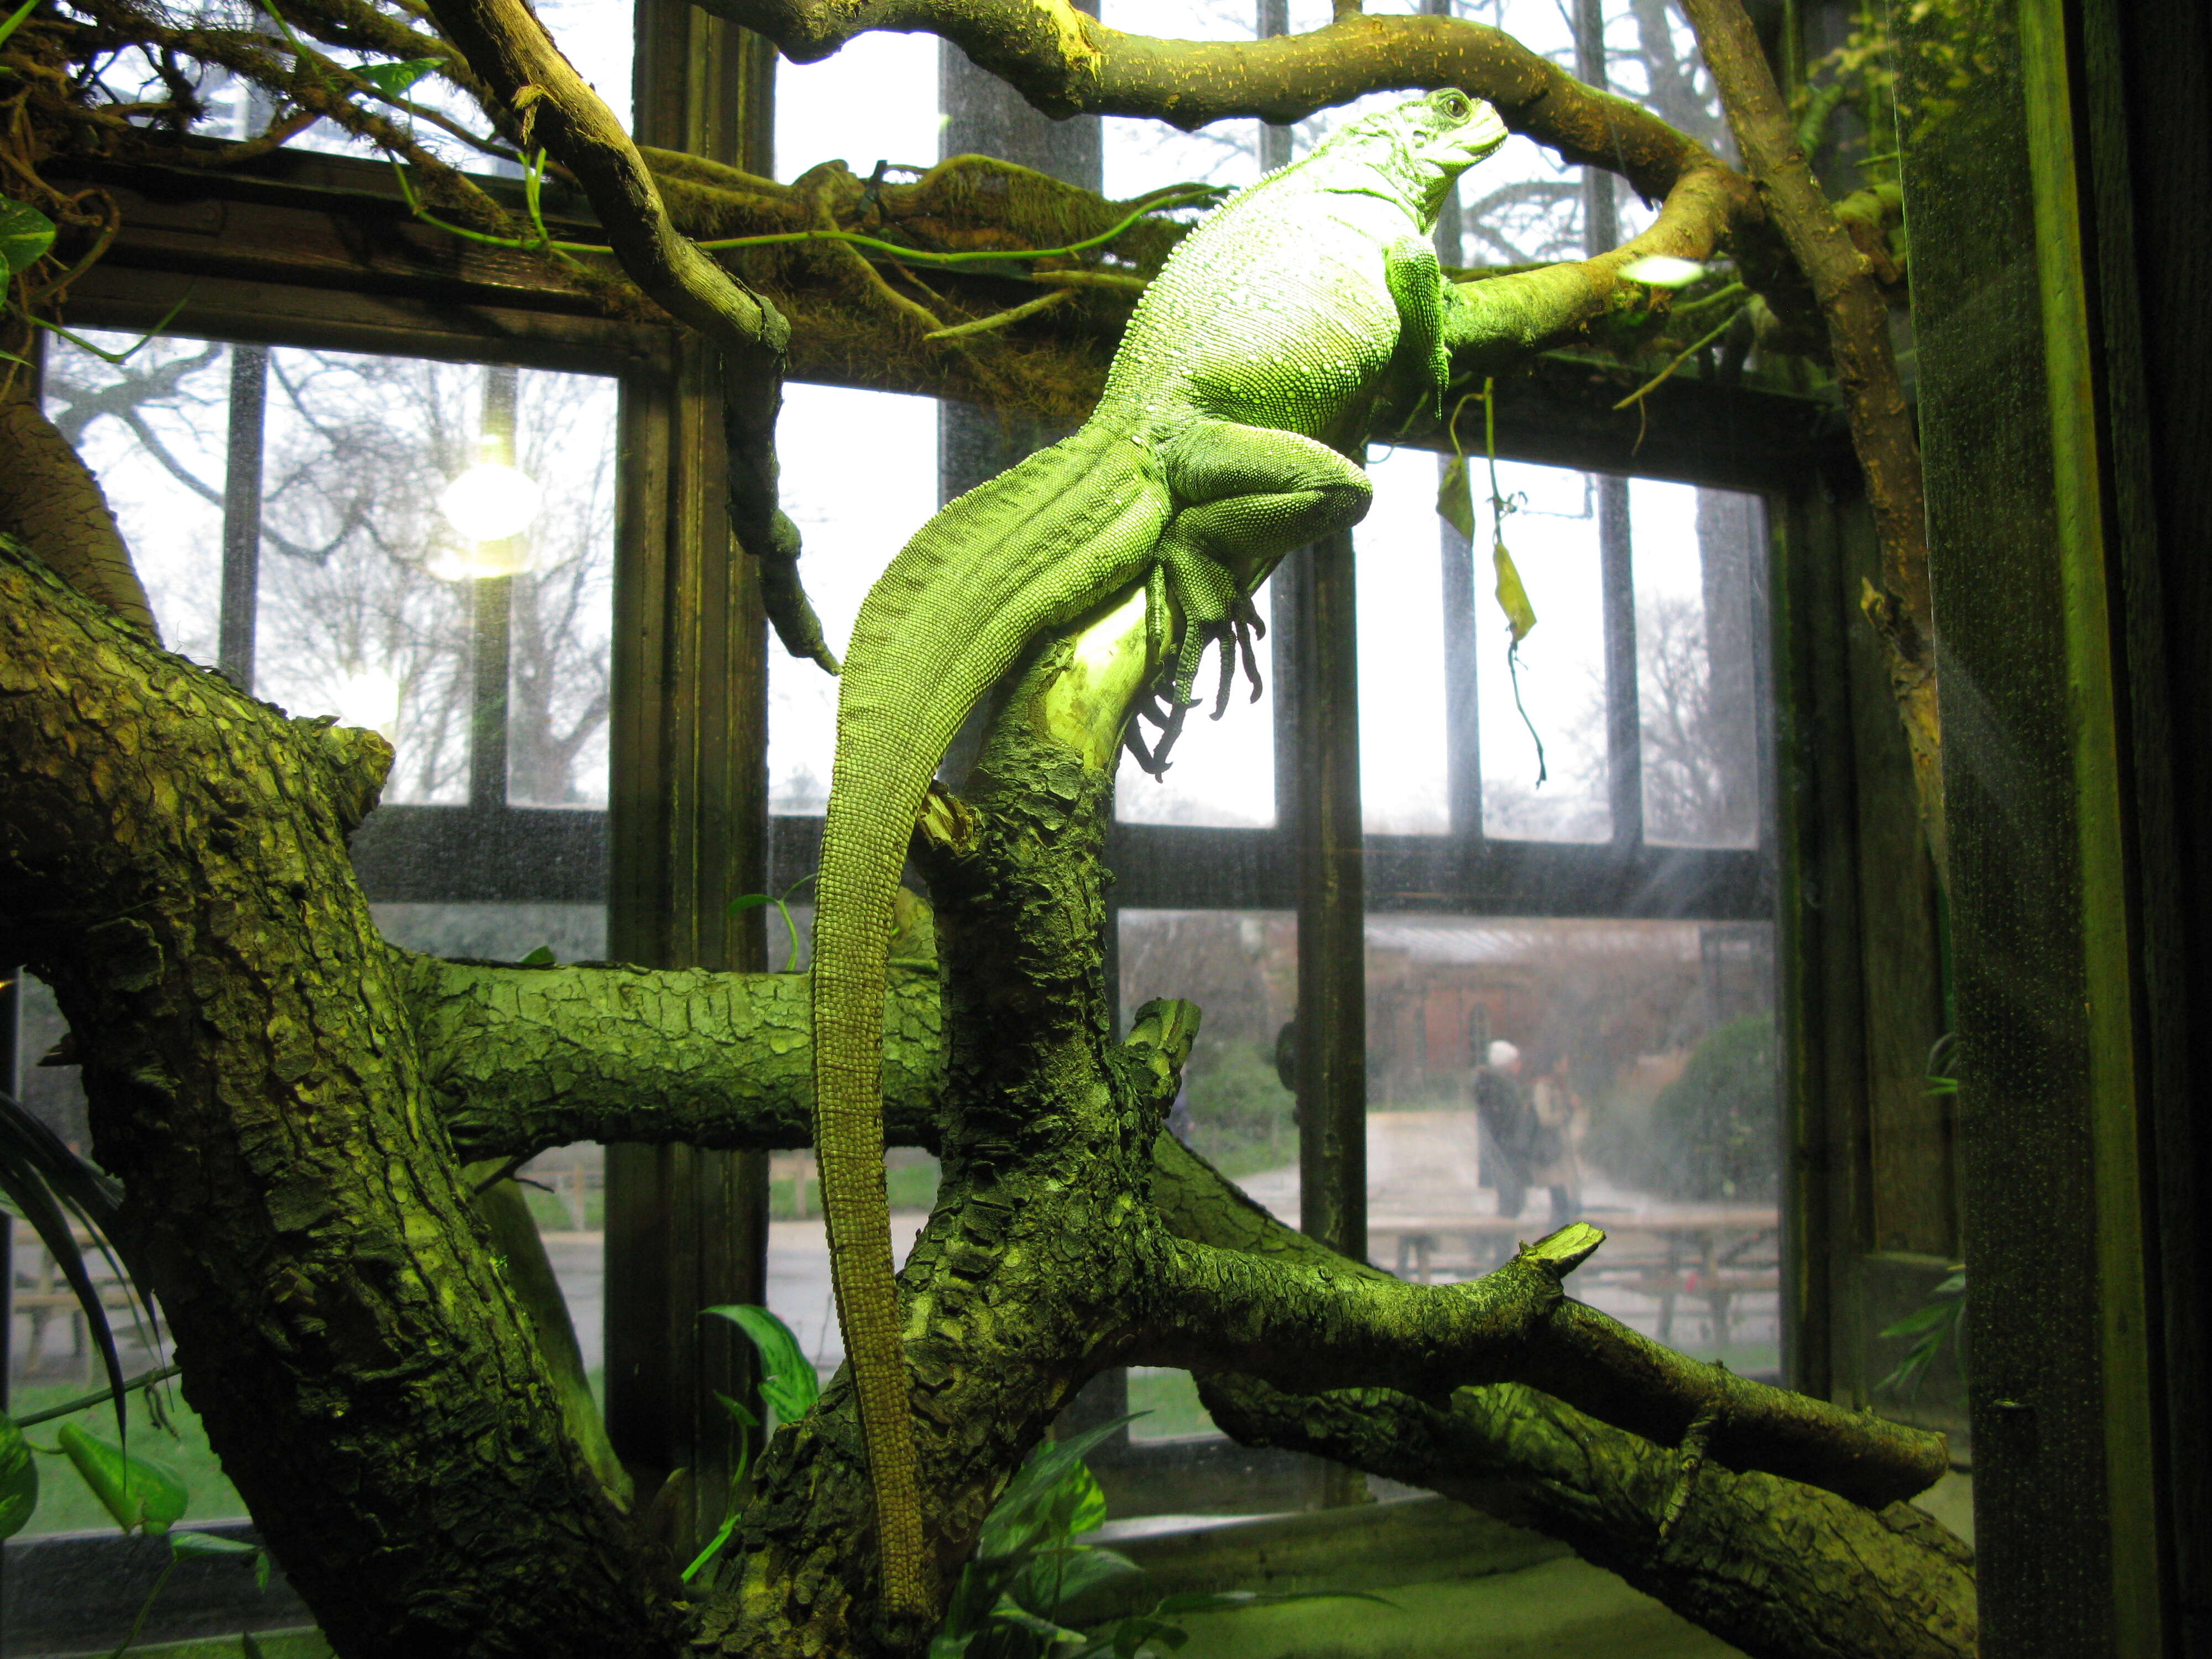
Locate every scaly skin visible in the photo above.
<box><xmin>807</xmin><ymin>88</ymin><xmax>1510</xmax><ymax>1632</ymax></box>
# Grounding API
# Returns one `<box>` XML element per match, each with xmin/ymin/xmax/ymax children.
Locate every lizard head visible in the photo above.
<box><xmin>1327</xmin><ymin>88</ymin><xmax>1510</xmax><ymax>226</ymax></box>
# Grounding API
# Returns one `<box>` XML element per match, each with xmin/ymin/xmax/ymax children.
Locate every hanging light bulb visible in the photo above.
<box><xmin>332</xmin><ymin>666</ymin><xmax>401</xmax><ymax>735</ymax></box>
<box><xmin>432</xmin><ymin>433</ymin><xmax>541</xmax><ymax>578</ymax></box>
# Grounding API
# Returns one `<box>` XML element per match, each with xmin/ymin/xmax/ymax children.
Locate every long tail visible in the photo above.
<box><xmin>810</xmin><ymin>429</ymin><xmax>1165</xmax><ymax>1624</ymax></box>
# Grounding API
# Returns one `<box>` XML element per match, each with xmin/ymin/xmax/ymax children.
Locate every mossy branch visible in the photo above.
<box><xmin>1677</xmin><ymin>0</ymin><xmax>1944</xmax><ymax>880</ymax></box>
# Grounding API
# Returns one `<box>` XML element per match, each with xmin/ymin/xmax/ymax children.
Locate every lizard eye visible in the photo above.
<box><xmin>1437</xmin><ymin>91</ymin><xmax>1472</xmax><ymax>123</ymax></box>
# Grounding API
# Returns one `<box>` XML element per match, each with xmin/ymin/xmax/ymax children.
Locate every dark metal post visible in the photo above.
<box><xmin>1290</xmin><ymin>531</ymin><xmax>1367</xmax><ymax>1260</ymax></box>
<box><xmin>467</xmin><ymin>366</ymin><xmax>518</xmax><ymax>813</ymax></box>
<box><xmin>1597</xmin><ymin>477</ymin><xmax>1641</xmax><ymax>847</ymax></box>
<box><xmin>217</xmin><ymin>344</ymin><xmax>268</xmax><ymax>691</ymax></box>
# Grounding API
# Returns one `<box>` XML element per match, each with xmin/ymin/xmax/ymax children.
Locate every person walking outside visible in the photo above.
<box><xmin>1474</xmin><ymin>1040</ymin><xmax>1580</xmax><ymax>1228</ymax></box>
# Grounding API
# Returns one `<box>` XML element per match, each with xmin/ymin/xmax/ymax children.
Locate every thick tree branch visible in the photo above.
<box><xmin>399</xmin><ymin>951</ymin><xmax>945</xmax><ymax>1160</ymax></box>
<box><xmin>1150</xmin><ymin>1138</ymin><xmax>1975</xmax><ymax>1659</ymax></box>
<box><xmin>0</xmin><ymin>400</ymin><xmax>159</xmax><ymax>638</ymax></box>
<box><xmin>1138</xmin><ymin>1224</ymin><xmax>1601</xmax><ymax>1399</ymax></box>
<box><xmin>1203</xmin><ymin>1376</ymin><xmax>1976</xmax><ymax>1659</ymax></box>
<box><xmin>0</xmin><ymin>538</ymin><xmax>688</xmax><ymax>1659</ymax></box>
<box><xmin>1678</xmin><ymin>0</ymin><xmax>1944</xmax><ymax>878</ymax></box>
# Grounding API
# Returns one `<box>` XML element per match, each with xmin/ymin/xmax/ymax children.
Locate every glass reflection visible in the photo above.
<box><xmin>1364</xmin><ymin>916</ymin><xmax>1780</xmax><ymax>1376</ymax></box>
<box><xmin>1631</xmin><ymin>480</ymin><xmax>1765</xmax><ymax>848</ymax></box>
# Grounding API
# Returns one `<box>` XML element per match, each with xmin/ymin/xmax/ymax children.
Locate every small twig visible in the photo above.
<box><xmin>15</xmin><ymin>1363</ymin><xmax>182</xmax><ymax>1427</ymax></box>
<box><xmin>1611</xmin><ymin>306</ymin><xmax>1745</xmax><ymax>411</ymax></box>
<box><xmin>924</xmin><ymin>288</ymin><xmax>1073</xmax><ymax>341</ymax></box>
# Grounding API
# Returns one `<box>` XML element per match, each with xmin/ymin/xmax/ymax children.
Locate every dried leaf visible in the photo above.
<box><xmin>1492</xmin><ymin>536</ymin><xmax>1537</xmax><ymax>644</ymax></box>
<box><xmin>1435</xmin><ymin>456</ymin><xmax>1475</xmax><ymax>541</ymax></box>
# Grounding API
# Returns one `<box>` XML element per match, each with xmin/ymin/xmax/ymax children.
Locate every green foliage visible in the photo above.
<box><xmin>701</xmin><ymin>1303</ymin><xmax>821</xmax><ymax>1426</ymax></box>
<box><xmin>1643</xmin><ymin>1015</ymin><xmax>1781</xmax><ymax>1203</ymax></box>
<box><xmin>729</xmin><ymin>876</ymin><xmax>817</xmax><ymax>971</ymax></box>
<box><xmin>933</xmin><ymin>1417</ymin><xmax>1392</xmax><ymax>1659</ymax></box>
<box><xmin>352</xmin><ymin>56</ymin><xmax>442</xmax><ymax>97</ymax></box>
<box><xmin>1876</xmin><ymin>1270</ymin><xmax>1967</xmax><ymax>1401</ymax></box>
<box><xmin>0</xmin><ymin>1411</ymin><xmax>37</xmax><ymax>1537</ymax></box>
<box><xmin>13</xmin><ymin>1381</ymin><xmax>242</xmax><ymax>1536</ymax></box>
<box><xmin>56</xmin><ymin>1421</ymin><xmax>189</xmax><ymax>1534</ymax></box>
<box><xmin>0</xmin><ymin>1086</ymin><xmax>135</xmax><ymax>1438</ymax></box>
<box><xmin>684</xmin><ymin>1304</ymin><xmax>824</xmax><ymax>1583</ymax></box>
<box><xmin>0</xmin><ymin>199</ymin><xmax>55</xmax><ymax>277</ymax></box>
<box><xmin>1177</xmin><ymin>1041</ymin><xmax>1296</xmax><ymax>1180</ymax></box>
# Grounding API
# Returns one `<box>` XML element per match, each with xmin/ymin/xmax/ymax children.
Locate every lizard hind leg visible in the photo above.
<box><xmin>1152</xmin><ymin>418</ymin><xmax>1372</xmax><ymax>707</ymax></box>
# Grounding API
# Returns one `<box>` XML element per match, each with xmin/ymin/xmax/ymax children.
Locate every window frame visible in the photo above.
<box><xmin>2</xmin><ymin>0</ymin><xmax>1965</xmax><ymax>1632</ymax></box>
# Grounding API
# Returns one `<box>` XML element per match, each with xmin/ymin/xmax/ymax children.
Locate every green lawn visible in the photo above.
<box><xmin>11</xmin><ymin>1378</ymin><xmax>247</xmax><ymax>1536</ymax></box>
<box><xmin>1126</xmin><ymin>1369</ymin><xmax>1215</xmax><ymax>1439</ymax></box>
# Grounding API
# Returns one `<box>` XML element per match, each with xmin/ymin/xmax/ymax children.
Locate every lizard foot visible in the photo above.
<box><xmin>1124</xmin><ymin>692</ymin><xmax>1190</xmax><ymax>776</ymax></box>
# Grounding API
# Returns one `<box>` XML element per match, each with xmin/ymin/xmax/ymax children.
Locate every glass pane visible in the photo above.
<box><xmin>1479</xmin><ymin>461</ymin><xmax>1610</xmax><ymax>841</ymax></box>
<box><xmin>1120</xmin><ymin>907</ymin><xmax>1298</xmax><ymax>1456</ymax></box>
<box><xmin>39</xmin><ymin>333</ymin><xmax>230</xmax><ymax>661</ymax></box>
<box><xmin>1632</xmin><ymin>480</ymin><xmax>1765</xmax><ymax>848</ymax></box>
<box><xmin>1446</xmin><ymin>0</ymin><xmax>1587</xmax><ymax>265</ymax></box>
<box><xmin>776</xmin><ymin>32</ymin><xmax>942</xmax><ymax>184</ymax></box>
<box><xmin>1115</xmin><ymin>578</ymin><xmax>1276</xmax><ymax>829</ymax></box>
<box><xmin>769</xmin><ymin>384</ymin><xmax>940</xmax><ymax>815</ymax></box>
<box><xmin>1365</xmin><ymin>917</ymin><xmax>1781</xmax><ymax>1377</ymax></box>
<box><xmin>249</xmin><ymin>354</ymin><xmax>617</xmax><ymax>810</ymax></box>
<box><xmin>1100</xmin><ymin>0</ymin><xmax>1262</xmax><ymax>200</ymax></box>
<box><xmin>1357</xmin><ymin>447</ymin><xmax>1452</xmax><ymax>835</ymax></box>
<box><xmin>503</xmin><ymin>371</ymin><xmax>619</xmax><ymax>808</ymax></box>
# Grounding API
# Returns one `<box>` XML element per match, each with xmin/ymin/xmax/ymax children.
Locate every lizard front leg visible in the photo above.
<box><xmin>1148</xmin><ymin>421</ymin><xmax>1373</xmax><ymax>727</ymax></box>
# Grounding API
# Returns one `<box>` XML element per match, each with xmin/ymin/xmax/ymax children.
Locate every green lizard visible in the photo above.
<box><xmin>808</xmin><ymin>87</ymin><xmax>1509</xmax><ymax>1626</ymax></box>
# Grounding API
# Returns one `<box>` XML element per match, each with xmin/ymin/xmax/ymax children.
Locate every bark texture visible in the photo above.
<box><xmin>1677</xmin><ymin>0</ymin><xmax>1944</xmax><ymax>878</ymax></box>
<box><xmin>0</xmin><ymin>537</ymin><xmax>687</xmax><ymax>1658</ymax></box>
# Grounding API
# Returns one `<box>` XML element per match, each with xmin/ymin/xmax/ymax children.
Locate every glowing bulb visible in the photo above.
<box><xmin>438</xmin><ymin>454</ymin><xmax>542</xmax><ymax>544</ymax></box>
<box><xmin>333</xmin><ymin>667</ymin><xmax>401</xmax><ymax>734</ymax></box>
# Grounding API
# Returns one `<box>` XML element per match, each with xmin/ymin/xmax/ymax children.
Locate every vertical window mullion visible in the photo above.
<box><xmin>217</xmin><ymin>343</ymin><xmax>267</xmax><ymax>691</ymax></box>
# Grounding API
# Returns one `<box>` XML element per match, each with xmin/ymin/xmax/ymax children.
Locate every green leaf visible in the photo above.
<box><xmin>0</xmin><ymin>197</ymin><xmax>56</xmax><ymax>278</ymax></box>
<box><xmin>0</xmin><ymin>0</ymin><xmax>39</xmax><ymax>52</ymax></box>
<box><xmin>168</xmin><ymin>1530</ymin><xmax>257</xmax><ymax>1556</ymax></box>
<box><xmin>0</xmin><ymin>1411</ymin><xmax>39</xmax><ymax>1539</ymax></box>
<box><xmin>726</xmin><ymin>893</ymin><xmax>776</xmax><ymax>915</ymax></box>
<box><xmin>353</xmin><ymin>56</ymin><xmax>442</xmax><ymax>96</ymax></box>
<box><xmin>1880</xmin><ymin>1300</ymin><xmax>1961</xmax><ymax>1340</ymax></box>
<box><xmin>56</xmin><ymin>1422</ymin><xmax>188</xmax><ymax>1534</ymax></box>
<box><xmin>0</xmin><ymin>1089</ymin><xmax>131</xmax><ymax>1439</ymax></box>
<box><xmin>987</xmin><ymin>1593</ymin><xmax>1086</xmax><ymax>1642</ymax></box>
<box><xmin>517</xmin><ymin>945</ymin><xmax>556</xmax><ymax>966</ymax></box>
<box><xmin>701</xmin><ymin>1304</ymin><xmax>820</xmax><ymax>1423</ymax></box>
<box><xmin>714</xmin><ymin>1389</ymin><xmax>760</xmax><ymax>1428</ymax></box>
<box><xmin>1491</xmin><ymin>536</ymin><xmax>1537</xmax><ymax>644</ymax></box>
<box><xmin>1435</xmin><ymin>456</ymin><xmax>1475</xmax><ymax>541</ymax></box>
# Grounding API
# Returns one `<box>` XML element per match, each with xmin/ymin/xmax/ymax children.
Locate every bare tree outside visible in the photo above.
<box><xmin>41</xmin><ymin>340</ymin><xmax>617</xmax><ymax>808</ymax></box>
